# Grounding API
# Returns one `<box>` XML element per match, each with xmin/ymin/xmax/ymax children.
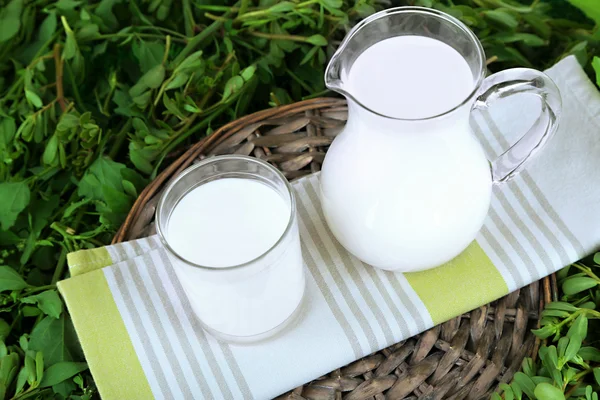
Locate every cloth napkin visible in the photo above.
<box><xmin>58</xmin><ymin>55</ymin><xmax>600</xmax><ymax>400</ymax></box>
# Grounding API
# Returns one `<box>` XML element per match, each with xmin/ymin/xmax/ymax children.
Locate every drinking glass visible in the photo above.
<box><xmin>156</xmin><ymin>155</ymin><xmax>305</xmax><ymax>343</ymax></box>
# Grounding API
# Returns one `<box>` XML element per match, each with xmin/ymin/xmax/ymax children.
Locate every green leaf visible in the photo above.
<box><xmin>0</xmin><ymin>182</ymin><xmax>30</xmax><ymax>230</ymax></box>
<box><xmin>565</xmin><ymin>336</ymin><xmax>583</xmax><ymax>363</ymax></box>
<box><xmin>484</xmin><ymin>10</ymin><xmax>519</xmax><ymax>29</ymax></box>
<box><xmin>95</xmin><ymin>0</ymin><xmax>123</xmax><ymax>30</ymax></box>
<box><xmin>223</xmin><ymin>76</ymin><xmax>244</xmax><ymax>100</ymax></box>
<box><xmin>545</xmin><ymin>302</ymin><xmax>580</xmax><ymax>312</ymax></box>
<box><xmin>567</xmin><ymin>314</ymin><xmax>588</xmax><ymax>340</ymax></box>
<box><xmin>269</xmin><ymin>1</ymin><xmax>295</xmax><ymax>13</ymax></box>
<box><xmin>240</xmin><ymin>65</ymin><xmax>256</xmax><ymax>82</ymax></box>
<box><xmin>134</xmin><ymin>40</ymin><xmax>165</xmax><ymax>74</ymax></box>
<box><xmin>162</xmin><ymin>94</ymin><xmax>186</xmax><ymax>119</ymax></box>
<box><xmin>141</xmin><ymin>64</ymin><xmax>165</xmax><ymax>89</ymax></box>
<box><xmin>532</xmin><ymin>325</ymin><xmax>556</xmax><ymax>339</ymax></box>
<box><xmin>534</xmin><ymin>383</ymin><xmax>565</xmax><ymax>400</ymax></box>
<box><xmin>305</xmin><ymin>34</ymin><xmax>328</xmax><ymax>46</ymax></box>
<box><xmin>491</xmin><ymin>33</ymin><xmax>546</xmax><ymax>46</ymax></box>
<box><xmin>61</xmin><ymin>17</ymin><xmax>78</xmax><ymax>60</ymax></box>
<box><xmin>24</xmin><ymin>354</ymin><xmax>35</xmax><ymax>385</ymax></box>
<box><xmin>568</xmin><ymin>0</ymin><xmax>600</xmax><ymax>26</ymax></box>
<box><xmin>129</xmin><ymin>147</ymin><xmax>154</xmax><ymax>175</ymax></box>
<box><xmin>78</xmin><ymin>157</ymin><xmax>127</xmax><ymax>201</ymax></box>
<box><xmin>355</xmin><ymin>3</ymin><xmax>375</xmax><ymax>18</ymax></box>
<box><xmin>25</xmin><ymin>90</ymin><xmax>43</xmax><ymax>108</ymax></box>
<box><xmin>579</xmin><ymin>347</ymin><xmax>600</xmax><ymax>362</ymax></box>
<box><xmin>35</xmin><ymin>351</ymin><xmax>44</xmax><ymax>384</ymax></box>
<box><xmin>562</xmin><ymin>277</ymin><xmax>597</xmax><ymax>295</ymax></box>
<box><xmin>52</xmin><ymin>378</ymin><xmax>76</xmax><ymax>397</ymax></box>
<box><xmin>547</xmin><ymin>346</ymin><xmax>562</xmax><ymax>386</ymax></box>
<box><xmin>594</xmin><ymin>368</ymin><xmax>600</xmax><ymax>386</ymax></box>
<box><xmin>513</xmin><ymin>372</ymin><xmax>536</xmax><ymax>399</ymax></box>
<box><xmin>165</xmin><ymin>73</ymin><xmax>189</xmax><ymax>91</ymax></box>
<box><xmin>491</xmin><ymin>393</ymin><xmax>502</xmax><ymax>400</ymax></box>
<box><xmin>175</xmin><ymin>50</ymin><xmax>203</xmax><ymax>73</ymax></box>
<box><xmin>501</xmin><ymin>383</ymin><xmax>514</xmax><ymax>400</ymax></box>
<box><xmin>0</xmin><ymin>0</ymin><xmax>24</xmax><ymax>42</ymax></box>
<box><xmin>42</xmin><ymin>134</ymin><xmax>59</xmax><ymax>166</ymax></box>
<box><xmin>21</xmin><ymin>290</ymin><xmax>63</xmax><ymax>319</ymax></box>
<box><xmin>29</xmin><ymin>314</ymin><xmax>83</xmax><ymax>366</ymax></box>
<box><xmin>0</xmin><ymin>320</ymin><xmax>9</xmax><ymax>341</ymax></box>
<box><xmin>301</xmin><ymin>46</ymin><xmax>320</xmax><ymax>65</ymax></box>
<box><xmin>592</xmin><ymin>57</ymin><xmax>600</xmax><ymax>87</ymax></box>
<box><xmin>15</xmin><ymin>367</ymin><xmax>28</xmax><ymax>395</ymax></box>
<box><xmin>39</xmin><ymin>362</ymin><xmax>88</xmax><ymax>388</ymax></box>
<box><xmin>523</xmin><ymin>14</ymin><xmax>551</xmax><ymax>39</ymax></box>
<box><xmin>0</xmin><ymin>266</ymin><xmax>29</xmax><ymax>292</ymax></box>
<box><xmin>522</xmin><ymin>357</ymin><xmax>535</xmax><ymax>377</ymax></box>
<box><xmin>512</xmin><ymin>381</ymin><xmax>523</xmax><ymax>400</ymax></box>
<box><xmin>122</xmin><ymin>180</ymin><xmax>137</xmax><ymax>198</ymax></box>
<box><xmin>120</xmin><ymin>167</ymin><xmax>146</xmax><ymax>191</ymax></box>
<box><xmin>320</xmin><ymin>0</ymin><xmax>342</xmax><ymax>7</ymax></box>
<box><xmin>76</xmin><ymin>23</ymin><xmax>99</xmax><ymax>40</ymax></box>
<box><xmin>558</xmin><ymin>337</ymin><xmax>569</xmax><ymax>358</ymax></box>
<box><xmin>0</xmin><ymin>118</ymin><xmax>16</xmax><ymax>146</ymax></box>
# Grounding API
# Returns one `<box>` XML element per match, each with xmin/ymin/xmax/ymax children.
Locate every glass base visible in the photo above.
<box><xmin>198</xmin><ymin>281</ymin><xmax>307</xmax><ymax>345</ymax></box>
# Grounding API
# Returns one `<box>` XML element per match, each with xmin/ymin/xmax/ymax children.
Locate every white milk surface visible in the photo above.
<box><xmin>321</xmin><ymin>35</ymin><xmax>492</xmax><ymax>271</ymax></box>
<box><xmin>166</xmin><ymin>178</ymin><xmax>305</xmax><ymax>339</ymax></box>
<box><xmin>347</xmin><ymin>35</ymin><xmax>474</xmax><ymax>119</ymax></box>
<box><xmin>168</xmin><ymin>178</ymin><xmax>289</xmax><ymax>267</ymax></box>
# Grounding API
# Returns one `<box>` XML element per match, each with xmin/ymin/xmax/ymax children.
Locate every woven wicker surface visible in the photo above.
<box><xmin>113</xmin><ymin>98</ymin><xmax>558</xmax><ymax>399</ymax></box>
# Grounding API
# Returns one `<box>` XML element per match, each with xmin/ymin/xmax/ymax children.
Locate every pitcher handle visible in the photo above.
<box><xmin>472</xmin><ymin>68</ymin><xmax>561</xmax><ymax>183</ymax></box>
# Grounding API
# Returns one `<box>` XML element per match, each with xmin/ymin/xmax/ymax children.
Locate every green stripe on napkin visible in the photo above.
<box><xmin>57</xmin><ymin>270</ymin><xmax>153</xmax><ymax>399</ymax></box>
<box><xmin>405</xmin><ymin>241</ymin><xmax>508</xmax><ymax>324</ymax></box>
<box><xmin>67</xmin><ymin>248</ymin><xmax>112</xmax><ymax>277</ymax></box>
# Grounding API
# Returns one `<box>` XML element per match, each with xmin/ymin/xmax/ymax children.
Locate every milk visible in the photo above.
<box><xmin>321</xmin><ymin>35</ymin><xmax>492</xmax><ymax>271</ymax></box>
<box><xmin>168</xmin><ymin>179</ymin><xmax>290</xmax><ymax>267</ymax></box>
<box><xmin>346</xmin><ymin>36</ymin><xmax>474</xmax><ymax>119</ymax></box>
<box><xmin>166</xmin><ymin>178</ymin><xmax>305</xmax><ymax>339</ymax></box>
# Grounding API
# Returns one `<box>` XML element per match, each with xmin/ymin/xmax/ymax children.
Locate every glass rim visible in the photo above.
<box><xmin>325</xmin><ymin>6</ymin><xmax>487</xmax><ymax>122</ymax></box>
<box><xmin>155</xmin><ymin>155</ymin><xmax>297</xmax><ymax>271</ymax></box>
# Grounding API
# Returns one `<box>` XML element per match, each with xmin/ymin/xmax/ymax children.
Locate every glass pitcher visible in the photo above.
<box><xmin>320</xmin><ymin>7</ymin><xmax>561</xmax><ymax>272</ymax></box>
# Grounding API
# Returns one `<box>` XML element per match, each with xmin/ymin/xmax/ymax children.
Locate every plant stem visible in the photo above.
<box><xmin>108</xmin><ymin>119</ymin><xmax>132</xmax><ymax>160</ymax></box>
<box><xmin>53</xmin><ymin>44</ymin><xmax>67</xmax><ymax>112</ymax></box>
<box><xmin>194</xmin><ymin>5</ymin><xmax>238</xmax><ymax>12</ymax></box>
<box><xmin>162</xmin><ymin>35</ymin><xmax>171</xmax><ymax>65</ymax></box>
<box><xmin>204</xmin><ymin>12</ymin><xmax>229</xmax><ymax>22</ymax></box>
<box><xmin>95</xmin><ymin>33</ymin><xmax>187</xmax><ymax>43</ymax></box>
<box><xmin>182</xmin><ymin>0</ymin><xmax>196</xmax><ymax>37</ymax></box>
<box><xmin>23</xmin><ymin>284</ymin><xmax>57</xmax><ymax>294</ymax></box>
<box><xmin>151</xmin><ymin>105</ymin><xmax>227</xmax><ymax>177</ymax></box>
<box><xmin>238</xmin><ymin>0</ymin><xmax>250</xmax><ymax>16</ymax></box>
<box><xmin>51</xmin><ymin>247</ymin><xmax>67</xmax><ymax>284</ymax></box>
<box><xmin>302</xmin><ymin>89</ymin><xmax>331</xmax><ymax>100</ymax></box>
<box><xmin>572</xmin><ymin>263</ymin><xmax>600</xmax><ymax>283</ymax></box>
<box><xmin>64</xmin><ymin>61</ymin><xmax>86</xmax><ymax>112</ymax></box>
<box><xmin>7</xmin><ymin>310</ymin><xmax>22</xmax><ymax>338</ymax></box>
<box><xmin>285</xmin><ymin>67</ymin><xmax>314</xmax><ymax>93</ymax></box>
<box><xmin>297</xmin><ymin>0</ymin><xmax>319</xmax><ymax>7</ymax></box>
<box><xmin>136</xmin><ymin>26</ymin><xmax>188</xmax><ymax>39</ymax></box>
<box><xmin>248</xmin><ymin>31</ymin><xmax>310</xmax><ymax>42</ymax></box>
<box><xmin>173</xmin><ymin>17</ymin><xmax>228</xmax><ymax>65</ymax></box>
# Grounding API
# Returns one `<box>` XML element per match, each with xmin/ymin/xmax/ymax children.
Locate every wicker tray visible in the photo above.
<box><xmin>113</xmin><ymin>98</ymin><xmax>558</xmax><ymax>399</ymax></box>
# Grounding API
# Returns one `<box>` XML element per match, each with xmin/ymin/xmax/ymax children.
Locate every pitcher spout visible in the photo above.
<box><xmin>325</xmin><ymin>53</ymin><xmax>344</xmax><ymax>92</ymax></box>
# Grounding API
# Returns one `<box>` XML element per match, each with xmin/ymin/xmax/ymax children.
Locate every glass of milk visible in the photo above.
<box><xmin>156</xmin><ymin>156</ymin><xmax>305</xmax><ymax>343</ymax></box>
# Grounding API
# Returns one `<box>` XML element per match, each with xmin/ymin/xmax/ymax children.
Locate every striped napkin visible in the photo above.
<box><xmin>58</xmin><ymin>55</ymin><xmax>600</xmax><ymax>400</ymax></box>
